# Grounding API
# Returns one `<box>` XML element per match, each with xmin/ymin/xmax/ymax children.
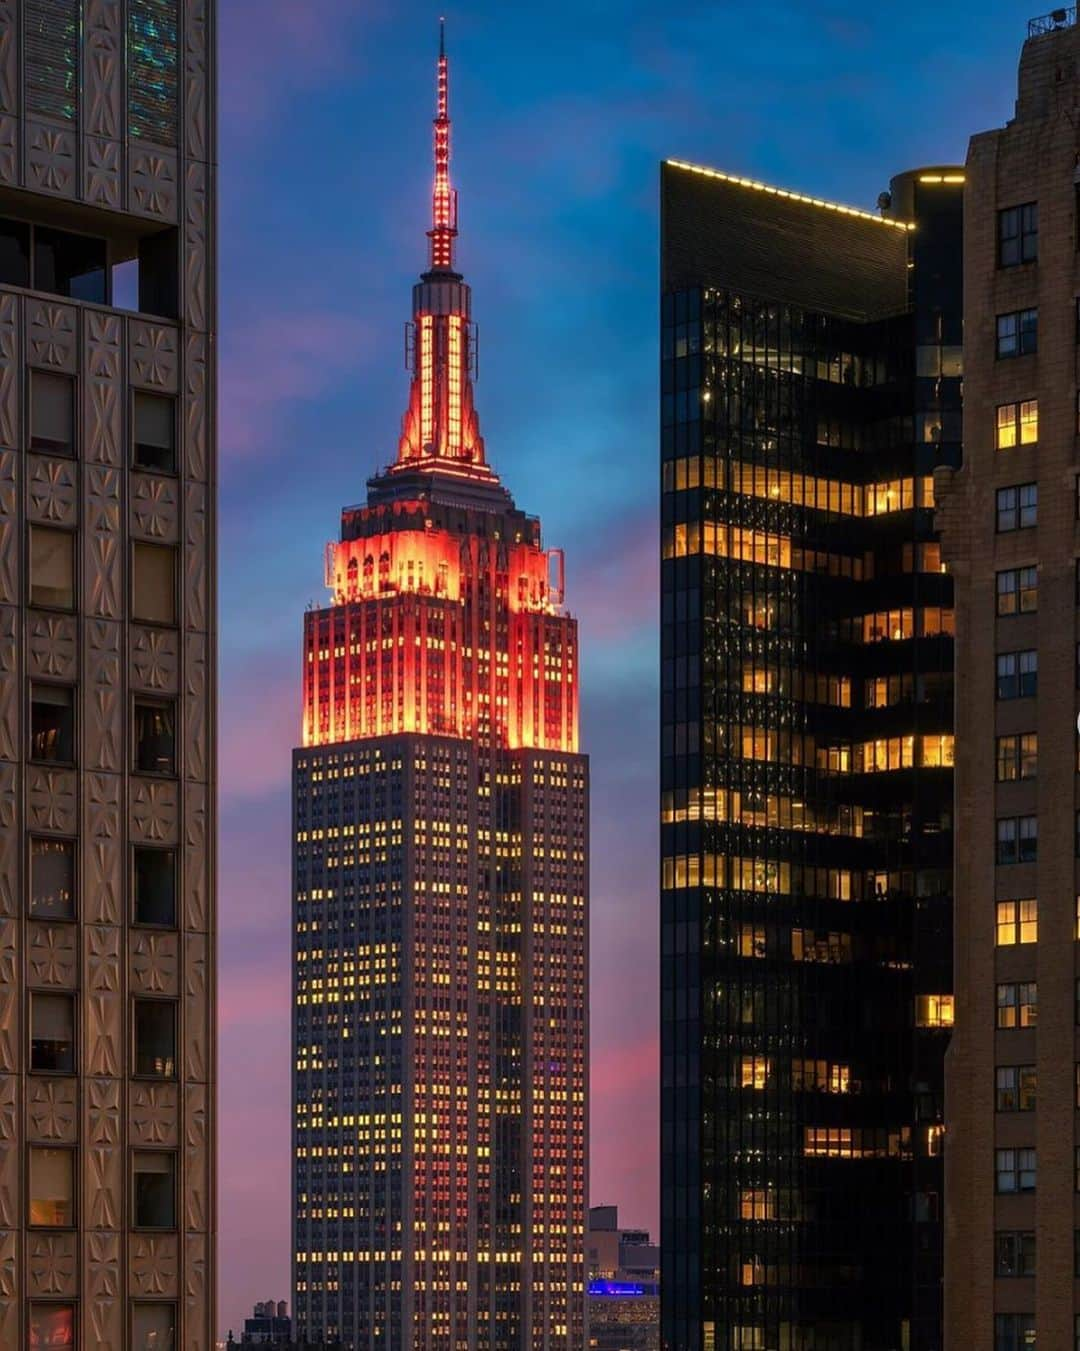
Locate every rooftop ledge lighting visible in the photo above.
<box><xmin>664</xmin><ymin>158</ymin><xmax>916</xmax><ymax>231</ymax></box>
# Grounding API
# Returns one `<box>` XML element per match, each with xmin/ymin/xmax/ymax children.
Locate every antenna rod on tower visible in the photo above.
<box><xmin>428</xmin><ymin>18</ymin><xmax>458</xmax><ymax>272</ymax></box>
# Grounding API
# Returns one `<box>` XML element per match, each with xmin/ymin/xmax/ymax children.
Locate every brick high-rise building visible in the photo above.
<box><xmin>0</xmin><ymin>2</ymin><xmax>216</xmax><ymax>1349</ymax></box>
<box><xmin>660</xmin><ymin>159</ymin><xmax>962</xmax><ymax>1349</ymax></box>
<box><xmin>291</xmin><ymin>30</ymin><xmax>587</xmax><ymax>1351</ymax></box>
<box><xmin>939</xmin><ymin>11</ymin><xmax>1080</xmax><ymax>1350</ymax></box>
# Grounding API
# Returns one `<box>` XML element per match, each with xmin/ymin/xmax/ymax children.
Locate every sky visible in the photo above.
<box><xmin>217</xmin><ymin>0</ymin><xmax>1035</xmax><ymax>1334</ymax></box>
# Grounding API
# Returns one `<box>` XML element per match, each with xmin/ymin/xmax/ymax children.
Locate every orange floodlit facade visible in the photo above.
<box><xmin>292</xmin><ymin>26</ymin><xmax>587</xmax><ymax>1351</ymax></box>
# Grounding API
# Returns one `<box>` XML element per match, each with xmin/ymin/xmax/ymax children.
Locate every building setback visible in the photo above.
<box><xmin>291</xmin><ymin>33</ymin><xmax>588</xmax><ymax>1351</ymax></box>
<box><xmin>660</xmin><ymin>159</ymin><xmax>962</xmax><ymax>1349</ymax></box>
<box><xmin>939</xmin><ymin>12</ymin><xmax>1080</xmax><ymax>1350</ymax></box>
<box><xmin>0</xmin><ymin>3</ymin><xmax>217</xmax><ymax>1349</ymax></box>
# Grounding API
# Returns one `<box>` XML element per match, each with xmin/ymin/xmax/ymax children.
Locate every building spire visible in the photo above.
<box><xmin>428</xmin><ymin>17</ymin><xmax>457</xmax><ymax>273</ymax></box>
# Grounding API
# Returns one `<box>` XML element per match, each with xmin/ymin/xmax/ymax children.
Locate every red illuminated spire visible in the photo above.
<box><xmin>395</xmin><ymin>21</ymin><xmax>489</xmax><ymax>473</ymax></box>
<box><xmin>428</xmin><ymin>18</ymin><xmax>457</xmax><ymax>273</ymax></box>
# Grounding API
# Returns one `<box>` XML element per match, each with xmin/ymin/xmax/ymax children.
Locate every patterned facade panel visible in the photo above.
<box><xmin>27</xmin><ymin>1231</ymin><xmax>76</xmax><ymax>1297</ymax></box>
<box><xmin>184</xmin><ymin>0</ymin><xmax>209</xmax><ymax>162</ymax></box>
<box><xmin>83</xmin><ymin>773</ymin><xmax>121</xmax><ymax>925</ymax></box>
<box><xmin>0</xmin><ymin>0</ymin><xmax>16</xmax><ymax>112</ymax></box>
<box><xmin>131</xmin><ymin>624</ymin><xmax>178</xmax><ymax>693</ymax></box>
<box><xmin>130</xmin><ymin>471</ymin><xmax>179</xmax><ymax>542</ymax></box>
<box><xmin>184</xmin><ymin>1230</ymin><xmax>209</xmax><ymax>1351</ymax></box>
<box><xmin>83</xmin><ymin>135</ymin><xmax>120</xmax><ymax>209</ymax></box>
<box><xmin>26</xmin><ymin>767</ymin><xmax>76</xmax><ymax>834</ymax></box>
<box><xmin>27</xmin><ymin>1077</ymin><xmax>77</xmax><ymax>1142</ymax></box>
<box><xmin>0</xmin><ymin>1075</ymin><xmax>16</xmax><ymax>1225</ymax></box>
<box><xmin>0</xmin><ymin>292</ymin><xmax>18</xmax><ymax>450</ymax></box>
<box><xmin>85</xmin><ymin>1077</ymin><xmax>119</xmax><ymax>1147</ymax></box>
<box><xmin>183</xmin><ymin>160</ymin><xmax>208</xmax><ymax>333</ymax></box>
<box><xmin>0</xmin><ymin>449</ymin><xmax>18</xmax><ymax>606</ymax></box>
<box><xmin>184</xmin><ymin>1081</ymin><xmax>207</xmax><ymax>1230</ymax></box>
<box><xmin>184</xmin><ymin>632</ymin><xmax>207</xmax><ymax>783</ymax></box>
<box><xmin>83</xmin><ymin>0</ymin><xmax>122</xmax><ymax>140</ymax></box>
<box><xmin>28</xmin><ymin>300</ymin><xmax>77</xmax><ymax>372</ymax></box>
<box><xmin>183</xmin><ymin>933</ymin><xmax>207</xmax><ymax>1083</ymax></box>
<box><xmin>0</xmin><ymin>114</ymin><xmax>17</xmax><ymax>187</ymax></box>
<box><xmin>84</xmin><ymin>622</ymin><xmax>122</xmax><ymax>775</ymax></box>
<box><xmin>130</xmin><ymin>777</ymin><xmax>178</xmax><ymax>844</ymax></box>
<box><xmin>27</xmin><ymin>922</ymin><xmax>77</xmax><ymax>988</ymax></box>
<box><xmin>130</xmin><ymin>321</ymin><xmax>179</xmax><ymax>392</ymax></box>
<box><xmin>0</xmin><ymin>916</ymin><xmax>12</xmax><ymax>989</ymax></box>
<box><xmin>183</xmin><ymin>482</ymin><xmax>207</xmax><ymax>632</ymax></box>
<box><xmin>129</xmin><ymin>146</ymin><xmax>178</xmax><ymax>220</ymax></box>
<box><xmin>86</xmin><ymin>925</ymin><xmax>120</xmax><ymax>995</ymax></box>
<box><xmin>84</xmin><ymin>310</ymin><xmax>123</xmax><ymax>467</ymax></box>
<box><xmin>183</xmin><ymin>332</ymin><xmax>208</xmax><ymax>483</ymax></box>
<box><xmin>0</xmin><ymin>606</ymin><xmax>15</xmax><ymax>759</ymax></box>
<box><xmin>130</xmin><ymin>928</ymin><xmax>178</xmax><ymax>996</ymax></box>
<box><xmin>0</xmin><ymin>762</ymin><xmax>17</xmax><ymax>917</ymax></box>
<box><xmin>85</xmin><ymin>991</ymin><xmax>121</xmax><ymax>1078</ymax></box>
<box><xmin>183</xmin><ymin>782</ymin><xmax>207</xmax><ymax>932</ymax></box>
<box><xmin>27</xmin><ymin>453</ymin><xmax>77</xmax><ymax>526</ymax></box>
<box><xmin>28</xmin><ymin>611</ymin><xmax>76</xmax><ymax>682</ymax></box>
<box><xmin>130</xmin><ymin>1233</ymin><xmax>178</xmax><ymax>1297</ymax></box>
<box><xmin>0</xmin><ymin>988</ymin><xmax>15</xmax><ymax>1073</ymax></box>
<box><xmin>25</xmin><ymin>120</ymin><xmax>76</xmax><ymax>198</ymax></box>
<box><xmin>83</xmin><ymin>465</ymin><xmax>122</xmax><ymax>619</ymax></box>
<box><xmin>0</xmin><ymin>1229</ymin><xmax>15</xmax><ymax>1346</ymax></box>
<box><xmin>131</xmin><ymin>1081</ymin><xmax>178</xmax><ymax>1147</ymax></box>
<box><xmin>84</xmin><ymin>1142</ymin><xmax>121</xmax><ymax>1230</ymax></box>
<box><xmin>85</xmin><ymin>1229</ymin><xmax>121</xmax><ymax>1347</ymax></box>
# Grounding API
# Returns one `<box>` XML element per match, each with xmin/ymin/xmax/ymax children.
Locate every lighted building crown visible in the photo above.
<box><xmin>395</xmin><ymin>21</ymin><xmax>489</xmax><ymax>473</ymax></box>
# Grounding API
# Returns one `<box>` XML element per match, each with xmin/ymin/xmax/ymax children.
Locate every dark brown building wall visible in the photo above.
<box><xmin>939</xmin><ymin>20</ymin><xmax>1080</xmax><ymax>1350</ymax></box>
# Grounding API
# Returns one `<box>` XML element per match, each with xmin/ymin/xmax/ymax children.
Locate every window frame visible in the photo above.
<box><xmin>998</xmin><ymin>202</ymin><xmax>1038</xmax><ymax>267</ymax></box>
<box><xmin>131</xmin><ymin>388</ymin><xmax>178</xmax><ymax>475</ymax></box>
<box><xmin>132</xmin><ymin>1149</ymin><xmax>178</xmax><ymax>1231</ymax></box>
<box><xmin>27</xmin><ymin>1143</ymin><xmax>76</xmax><ymax>1229</ymax></box>
<box><xmin>996</xmin><ymin>307</ymin><xmax>1038</xmax><ymax>358</ymax></box>
<box><xmin>29</xmin><ymin>367</ymin><xmax>76</xmax><ymax>458</ymax></box>
<box><xmin>29</xmin><ymin>679</ymin><xmax>77</xmax><ymax>766</ymax></box>
<box><xmin>28</xmin><ymin>833</ymin><xmax>77</xmax><ymax>923</ymax></box>
<box><xmin>130</xmin><ymin>539</ymin><xmax>178</xmax><ymax>628</ymax></box>
<box><xmin>132</xmin><ymin>695</ymin><xmax>178</xmax><ymax>778</ymax></box>
<box><xmin>132</xmin><ymin>845</ymin><xmax>178</xmax><ymax>929</ymax></box>
<box><xmin>28</xmin><ymin>522</ymin><xmax>76</xmax><ymax>612</ymax></box>
<box><xmin>132</xmin><ymin>997</ymin><xmax>178</xmax><ymax>1081</ymax></box>
<box><xmin>29</xmin><ymin>989</ymin><xmax>76</xmax><ymax>1075</ymax></box>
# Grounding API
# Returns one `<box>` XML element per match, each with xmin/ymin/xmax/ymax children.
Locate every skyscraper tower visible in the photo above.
<box><xmin>291</xmin><ymin>31</ymin><xmax>588</xmax><ymax>1351</ymax></box>
<box><xmin>0</xmin><ymin>5</ymin><xmax>216</xmax><ymax>1350</ymax></box>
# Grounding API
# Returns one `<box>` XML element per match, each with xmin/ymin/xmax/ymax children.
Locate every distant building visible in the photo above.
<box><xmin>240</xmin><ymin>1300</ymin><xmax>292</xmax><ymax>1344</ymax></box>
<box><xmin>587</xmin><ymin>1207</ymin><xmax>659</xmax><ymax>1351</ymax></box>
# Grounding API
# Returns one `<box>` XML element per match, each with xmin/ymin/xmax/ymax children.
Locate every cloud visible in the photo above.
<box><xmin>219</xmin><ymin>652</ymin><xmax>299</xmax><ymax>804</ymax></box>
<box><xmin>220</xmin><ymin>310</ymin><xmax>372</xmax><ymax>464</ymax></box>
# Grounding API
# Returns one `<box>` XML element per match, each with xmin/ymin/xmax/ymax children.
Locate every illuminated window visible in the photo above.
<box><xmin>29</xmin><ymin>1305</ymin><xmax>74</xmax><ymax>1349</ymax></box>
<box><xmin>997</xmin><ymin>650</ymin><xmax>1037</xmax><ymax>699</ymax></box>
<box><xmin>920</xmin><ymin>735</ymin><xmax>953</xmax><ymax>767</ymax></box>
<box><xmin>737</xmin><ymin>925</ymin><xmax>765</xmax><ymax>958</ymax></box>
<box><xmin>997</xmin><ymin>982</ymin><xmax>1037</xmax><ymax>1029</ymax></box>
<box><xmin>995</xmin><ymin>399</ymin><xmax>1038</xmax><ymax>449</ymax></box>
<box><xmin>132</xmin><ymin>541</ymin><xmax>177</xmax><ymax>626</ymax></box>
<box><xmin>997</xmin><ymin>566</ymin><xmax>1037</xmax><ymax>615</ymax></box>
<box><xmin>995</xmin><ymin>1231</ymin><xmax>1036</xmax><ymax>1277</ymax></box>
<box><xmin>915</xmin><ymin>994</ymin><xmax>954</xmax><ymax>1028</ymax></box>
<box><xmin>996</xmin><ymin>733</ymin><xmax>1037</xmax><ymax>781</ymax></box>
<box><xmin>30</xmin><ymin>836</ymin><xmax>75</xmax><ymax>920</ymax></box>
<box><xmin>29</xmin><ymin>1146</ymin><xmax>74</xmax><ymax>1226</ymax></box>
<box><xmin>31</xmin><ymin>369</ymin><xmax>74</xmax><ymax>455</ymax></box>
<box><xmin>996</xmin><ymin>1065</ymin><xmax>1036</xmax><ymax>1112</ymax></box>
<box><xmin>132</xmin><ymin>1304</ymin><xmax>176</xmax><ymax>1351</ymax></box>
<box><xmin>739</xmin><ymin>1056</ymin><xmax>771</xmax><ymax>1089</ymax></box>
<box><xmin>997</xmin><ymin>483</ymin><xmax>1037</xmax><ymax>531</ymax></box>
<box><xmin>995</xmin><ymin>1147</ymin><xmax>1035</xmax><ymax>1193</ymax></box>
<box><xmin>30</xmin><ymin>524</ymin><xmax>75</xmax><ymax>610</ymax></box>
<box><xmin>998</xmin><ymin>203</ymin><xmax>1038</xmax><ymax>266</ymax></box>
<box><xmin>996</xmin><ymin>309</ymin><xmax>1038</xmax><ymax>358</ymax></box>
<box><xmin>996</xmin><ymin>900</ymin><xmax>1038</xmax><ymax>946</ymax></box>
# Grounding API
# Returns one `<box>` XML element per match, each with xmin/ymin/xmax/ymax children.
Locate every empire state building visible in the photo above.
<box><xmin>291</xmin><ymin>30</ymin><xmax>588</xmax><ymax>1351</ymax></box>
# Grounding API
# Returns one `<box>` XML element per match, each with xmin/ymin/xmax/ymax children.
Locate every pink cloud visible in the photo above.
<box><xmin>590</xmin><ymin>1033</ymin><xmax>659</xmax><ymax>1232</ymax></box>
<box><xmin>220</xmin><ymin>311</ymin><xmax>373</xmax><ymax>463</ymax></box>
<box><xmin>219</xmin><ymin>653</ymin><xmax>299</xmax><ymax>803</ymax></box>
<box><xmin>572</xmin><ymin>504</ymin><xmax>657</xmax><ymax>643</ymax></box>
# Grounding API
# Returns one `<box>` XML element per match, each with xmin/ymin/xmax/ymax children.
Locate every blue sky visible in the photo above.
<box><xmin>217</xmin><ymin>0</ymin><xmax>1034</xmax><ymax>1334</ymax></box>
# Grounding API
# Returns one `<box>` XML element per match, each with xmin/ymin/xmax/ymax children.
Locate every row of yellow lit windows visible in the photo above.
<box><xmin>662</xmin><ymin>788</ymin><xmax>864</xmax><ymax>837</ymax></box>
<box><xmin>738</xmin><ymin>1057</ymin><xmax>851</xmax><ymax>1093</ymax></box>
<box><xmin>735</xmin><ymin>728</ymin><xmax>953</xmax><ymax>771</ymax></box>
<box><xmin>663</xmin><ymin>455</ymin><xmax>935</xmax><ymax>516</ymax></box>
<box><xmin>862</xmin><ymin>607</ymin><xmax>954</xmax><ymax>642</ymax></box>
<box><xmin>663</xmin><ymin>521</ymin><xmax>863</xmax><ymax>578</ymax></box>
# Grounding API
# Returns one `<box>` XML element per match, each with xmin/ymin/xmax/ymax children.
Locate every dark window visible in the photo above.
<box><xmin>34</xmin><ymin>225</ymin><xmax>107</xmax><ymax>304</ymax></box>
<box><xmin>29</xmin><ymin>1147</ymin><xmax>73</xmax><ymax>1227</ymax></box>
<box><xmin>134</xmin><ymin>847</ymin><xmax>176</xmax><ymax>927</ymax></box>
<box><xmin>997</xmin><ymin>484</ymin><xmax>1037</xmax><ymax>531</ymax></box>
<box><xmin>996</xmin><ymin>1230</ymin><xmax>1036</xmax><ymax>1276</ymax></box>
<box><xmin>996</xmin><ymin>735</ymin><xmax>1037</xmax><ymax>782</ymax></box>
<box><xmin>997</xmin><ymin>566</ymin><xmax>1037</xmax><ymax>615</ymax></box>
<box><xmin>30</xmin><ymin>683</ymin><xmax>74</xmax><ymax>764</ymax></box>
<box><xmin>29</xmin><ymin>525</ymin><xmax>74</xmax><ymax>610</ymax></box>
<box><xmin>133</xmin><ymin>1152</ymin><xmax>176</xmax><ymax>1229</ymax></box>
<box><xmin>996</xmin><ymin>309</ymin><xmax>1038</xmax><ymax>358</ymax></box>
<box><xmin>133</xmin><ymin>391</ymin><xmax>177</xmax><ymax>472</ymax></box>
<box><xmin>996</xmin><ymin>1064</ymin><xmax>1036</xmax><ymax>1111</ymax></box>
<box><xmin>995</xmin><ymin>1147</ymin><xmax>1036</xmax><ymax>1193</ymax></box>
<box><xmin>997</xmin><ymin>651</ymin><xmax>1037</xmax><ymax>699</ymax></box>
<box><xmin>134</xmin><ymin>1000</ymin><xmax>176</xmax><ymax>1079</ymax></box>
<box><xmin>29</xmin><ymin>1304</ymin><xmax>74</xmax><ymax>1349</ymax></box>
<box><xmin>134</xmin><ymin>699</ymin><xmax>176</xmax><ymax>776</ymax></box>
<box><xmin>31</xmin><ymin>369</ymin><xmax>74</xmax><ymax>455</ymax></box>
<box><xmin>25</xmin><ymin>0</ymin><xmax>78</xmax><ymax>122</ymax></box>
<box><xmin>30</xmin><ymin>991</ymin><xmax>74</xmax><ymax>1073</ymax></box>
<box><xmin>994</xmin><ymin>1313</ymin><xmax>1035</xmax><ymax>1351</ymax></box>
<box><xmin>998</xmin><ymin>203</ymin><xmax>1038</xmax><ymax>266</ymax></box>
<box><xmin>132</xmin><ymin>1305</ymin><xmax>176</xmax><ymax>1351</ymax></box>
<box><xmin>0</xmin><ymin>218</ymin><xmax>30</xmax><ymax>288</ymax></box>
<box><xmin>132</xmin><ymin>541</ymin><xmax>177</xmax><ymax>626</ymax></box>
<box><xmin>30</xmin><ymin>836</ymin><xmax>75</xmax><ymax>920</ymax></box>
